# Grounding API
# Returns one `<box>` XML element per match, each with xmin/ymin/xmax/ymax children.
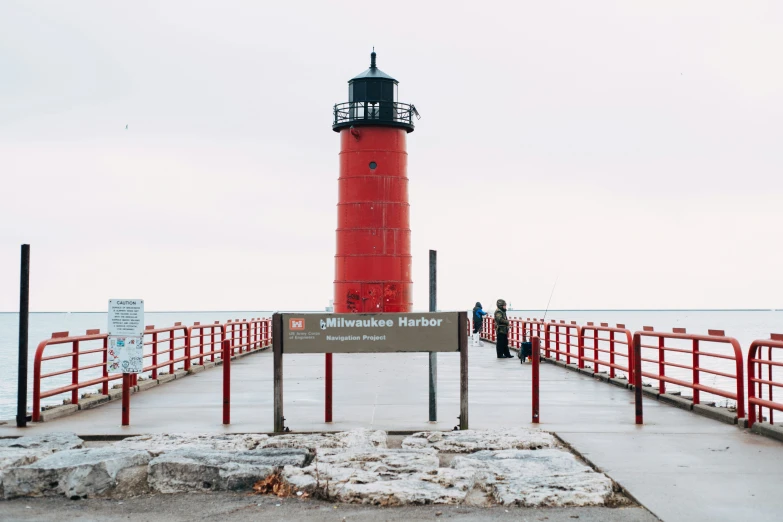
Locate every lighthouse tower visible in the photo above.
<box><xmin>332</xmin><ymin>50</ymin><xmax>417</xmax><ymax>314</ymax></box>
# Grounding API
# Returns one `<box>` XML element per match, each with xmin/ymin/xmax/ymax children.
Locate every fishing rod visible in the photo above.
<box><xmin>541</xmin><ymin>275</ymin><xmax>559</xmax><ymax>323</ymax></box>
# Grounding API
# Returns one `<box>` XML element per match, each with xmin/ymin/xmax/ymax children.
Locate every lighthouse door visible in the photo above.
<box><xmin>361</xmin><ymin>284</ymin><xmax>383</xmax><ymax>313</ymax></box>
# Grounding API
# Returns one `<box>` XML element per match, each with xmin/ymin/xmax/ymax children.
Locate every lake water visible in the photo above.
<box><xmin>1</xmin><ymin>310</ymin><xmax>781</xmax><ymax>420</ymax></box>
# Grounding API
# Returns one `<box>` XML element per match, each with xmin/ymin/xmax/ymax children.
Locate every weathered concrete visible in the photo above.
<box><xmin>692</xmin><ymin>403</ymin><xmax>737</xmax><ymax>425</ymax></box>
<box><xmin>283</xmin><ymin>435</ymin><xmax>611</xmax><ymax>507</ymax></box>
<box><xmin>453</xmin><ymin>449</ymin><xmax>615</xmax><ymax>507</ymax></box>
<box><xmin>750</xmin><ymin>421</ymin><xmax>783</xmax><ymax>443</ymax></box>
<box><xmin>77</xmin><ymin>395</ymin><xmax>111</xmax><ymax>411</ymax></box>
<box><xmin>148</xmin><ymin>448</ymin><xmax>311</xmax><ymax>493</ymax></box>
<box><xmin>136</xmin><ymin>379</ymin><xmax>158</xmax><ymax>391</ymax></box>
<box><xmin>114</xmin><ymin>433</ymin><xmax>271</xmax><ymax>455</ymax></box>
<box><xmin>38</xmin><ymin>404</ymin><xmax>79</xmax><ymax>422</ymax></box>
<box><xmin>658</xmin><ymin>392</ymin><xmax>694</xmax><ymax>412</ymax></box>
<box><xmin>262</xmin><ymin>428</ymin><xmax>386</xmax><ymax>449</ymax></box>
<box><xmin>402</xmin><ymin>428</ymin><xmax>555</xmax><ymax>452</ymax></box>
<box><xmin>3</xmin><ymin>447</ymin><xmax>151</xmax><ymax>499</ymax></box>
<box><xmin>157</xmin><ymin>374</ymin><xmax>176</xmax><ymax>384</ymax></box>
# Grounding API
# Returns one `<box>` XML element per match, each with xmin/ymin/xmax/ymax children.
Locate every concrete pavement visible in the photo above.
<box><xmin>2</xmin><ymin>343</ymin><xmax>783</xmax><ymax>521</ymax></box>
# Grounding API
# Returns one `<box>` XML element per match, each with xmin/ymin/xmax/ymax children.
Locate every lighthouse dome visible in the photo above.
<box><xmin>333</xmin><ymin>50</ymin><xmax>417</xmax><ymax>133</ymax></box>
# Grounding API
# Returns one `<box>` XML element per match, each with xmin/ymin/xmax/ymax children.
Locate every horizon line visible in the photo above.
<box><xmin>0</xmin><ymin>308</ymin><xmax>779</xmax><ymax>314</ymax></box>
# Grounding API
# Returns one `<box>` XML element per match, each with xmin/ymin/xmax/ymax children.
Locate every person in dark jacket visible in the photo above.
<box><xmin>494</xmin><ymin>299</ymin><xmax>513</xmax><ymax>358</ymax></box>
<box><xmin>472</xmin><ymin>302</ymin><xmax>487</xmax><ymax>347</ymax></box>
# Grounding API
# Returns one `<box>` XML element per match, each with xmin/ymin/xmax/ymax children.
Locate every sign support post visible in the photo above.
<box><xmin>429</xmin><ymin>250</ymin><xmax>437</xmax><ymax>422</ymax></box>
<box><xmin>459</xmin><ymin>312</ymin><xmax>468</xmax><ymax>430</ymax></box>
<box><xmin>273</xmin><ymin>313</ymin><xmax>284</xmax><ymax>433</ymax></box>
<box><xmin>273</xmin><ymin>311</ymin><xmax>465</xmax><ymax>432</ymax></box>
<box><xmin>108</xmin><ymin>299</ymin><xmax>144</xmax><ymax>427</ymax></box>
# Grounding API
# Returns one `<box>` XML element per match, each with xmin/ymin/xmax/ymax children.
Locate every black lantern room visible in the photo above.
<box><xmin>333</xmin><ymin>50</ymin><xmax>418</xmax><ymax>133</ymax></box>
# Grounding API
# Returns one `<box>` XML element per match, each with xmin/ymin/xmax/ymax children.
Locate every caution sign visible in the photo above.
<box><xmin>107</xmin><ymin>299</ymin><xmax>145</xmax><ymax>374</ymax></box>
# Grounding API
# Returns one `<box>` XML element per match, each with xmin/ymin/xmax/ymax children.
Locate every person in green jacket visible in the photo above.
<box><xmin>494</xmin><ymin>299</ymin><xmax>513</xmax><ymax>359</ymax></box>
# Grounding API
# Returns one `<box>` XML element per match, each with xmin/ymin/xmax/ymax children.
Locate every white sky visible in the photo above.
<box><xmin>1</xmin><ymin>1</ymin><xmax>781</xmax><ymax>312</ymax></box>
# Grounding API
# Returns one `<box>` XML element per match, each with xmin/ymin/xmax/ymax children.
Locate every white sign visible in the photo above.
<box><xmin>108</xmin><ymin>299</ymin><xmax>144</xmax><ymax>336</ymax></box>
<box><xmin>108</xmin><ymin>299</ymin><xmax>145</xmax><ymax>374</ymax></box>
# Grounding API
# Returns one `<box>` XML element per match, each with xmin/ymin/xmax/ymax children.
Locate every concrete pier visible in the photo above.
<box><xmin>2</xmin><ymin>345</ymin><xmax>783</xmax><ymax>521</ymax></box>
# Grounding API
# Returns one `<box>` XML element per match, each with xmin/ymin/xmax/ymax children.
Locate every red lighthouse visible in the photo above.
<box><xmin>332</xmin><ymin>50</ymin><xmax>418</xmax><ymax>314</ymax></box>
<box><xmin>324</xmin><ymin>51</ymin><xmax>418</xmax><ymax>422</ymax></box>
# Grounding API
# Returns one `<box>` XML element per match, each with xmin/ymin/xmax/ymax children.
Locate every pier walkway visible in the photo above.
<box><xmin>3</xmin><ymin>344</ymin><xmax>783</xmax><ymax>521</ymax></box>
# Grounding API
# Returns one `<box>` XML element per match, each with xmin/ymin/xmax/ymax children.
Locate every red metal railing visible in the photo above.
<box><xmin>33</xmin><ymin>330</ymin><xmax>111</xmax><ymax>421</ymax></box>
<box><xmin>747</xmin><ymin>334</ymin><xmax>783</xmax><ymax>428</ymax></box>
<box><xmin>138</xmin><ymin>323</ymin><xmax>190</xmax><ymax>384</ymax></box>
<box><xmin>188</xmin><ymin>321</ymin><xmax>226</xmax><ymax>365</ymax></box>
<box><xmin>481</xmin><ymin>317</ymin><xmax>496</xmax><ymax>342</ymax></box>
<box><xmin>636</xmin><ymin>327</ymin><xmax>745</xmax><ymax>418</ymax></box>
<box><xmin>33</xmin><ymin>318</ymin><xmax>272</xmax><ymax>421</ymax></box>
<box><xmin>581</xmin><ymin>323</ymin><xmax>634</xmax><ymax>380</ymax></box>
<box><xmin>544</xmin><ymin>320</ymin><xmax>581</xmax><ymax>364</ymax></box>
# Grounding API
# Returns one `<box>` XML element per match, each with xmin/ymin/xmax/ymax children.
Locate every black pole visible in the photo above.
<box><xmin>429</xmin><ymin>250</ymin><xmax>437</xmax><ymax>422</ymax></box>
<box><xmin>17</xmin><ymin>244</ymin><xmax>30</xmax><ymax>428</ymax></box>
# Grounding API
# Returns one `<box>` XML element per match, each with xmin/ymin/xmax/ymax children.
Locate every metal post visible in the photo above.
<box><xmin>458</xmin><ymin>312</ymin><xmax>469</xmax><ymax>430</ymax></box>
<box><xmin>429</xmin><ymin>249</ymin><xmax>437</xmax><ymax>422</ymax></box>
<box><xmin>121</xmin><ymin>373</ymin><xmax>130</xmax><ymax>426</ymax></box>
<box><xmin>222</xmin><ymin>339</ymin><xmax>231</xmax><ymax>424</ymax></box>
<box><xmin>16</xmin><ymin>244</ymin><xmax>30</xmax><ymax>428</ymax></box>
<box><xmin>325</xmin><ymin>353</ymin><xmax>332</xmax><ymax>422</ymax></box>
<box><xmin>532</xmin><ymin>336</ymin><xmax>540</xmax><ymax>423</ymax></box>
<box><xmin>273</xmin><ymin>313</ymin><xmax>284</xmax><ymax>432</ymax></box>
<box><xmin>633</xmin><ymin>333</ymin><xmax>643</xmax><ymax>425</ymax></box>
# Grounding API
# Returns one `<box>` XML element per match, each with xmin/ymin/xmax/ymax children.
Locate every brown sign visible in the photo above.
<box><xmin>281</xmin><ymin>312</ymin><xmax>463</xmax><ymax>354</ymax></box>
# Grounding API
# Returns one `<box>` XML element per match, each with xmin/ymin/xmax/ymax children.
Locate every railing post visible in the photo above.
<box><xmin>578</xmin><ymin>328</ymin><xmax>585</xmax><ymax>369</ymax></box>
<box><xmin>658</xmin><ymin>336</ymin><xmax>666</xmax><ymax>394</ymax></box>
<box><xmin>168</xmin><ymin>331</ymin><xmax>175</xmax><ymax>374</ymax></box>
<box><xmin>152</xmin><ymin>331</ymin><xmax>158</xmax><ymax>380</ymax></box>
<box><xmin>184</xmin><ymin>327</ymin><xmax>191</xmax><ymax>371</ymax></box>
<box><xmin>101</xmin><ymin>337</ymin><xmax>109</xmax><ymax>395</ymax></box>
<box><xmin>634</xmin><ymin>333</ymin><xmax>643</xmax><ymax>424</ymax></box>
<box><xmin>211</xmin><ymin>325</ymin><xmax>217</xmax><ymax>362</ymax></box>
<box><xmin>532</xmin><ymin>336</ymin><xmax>540</xmax><ymax>424</ymax></box>
<box><xmin>72</xmin><ymin>340</ymin><xmax>79</xmax><ymax>406</ymax></box>
<box><xmin>748</xmin><ymin>344</ymin><xmax>757</xmax><ymax>428</ymax></box>
<box><xmin>223</xmin><ymin>339</ymin><xmax>230</xmax><ymax>424</ymax></box>
<box><xmin>609</xmin><ymin>331</ymin><xmax>616</xmax><ymax>378</ymax></box>
<box><xmin>692</xmin><ymin>339</ymin><xmax>700</xmax><ymax>405</ymax></box>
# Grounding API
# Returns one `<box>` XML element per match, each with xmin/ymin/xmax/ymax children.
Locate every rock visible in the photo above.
<box><xmin>402</xmin><ymin>428</ymin><xmax>556</xmax><ymax>453</ymax></box>
<box><xmin>325</xmin><ymin>468</ymin><xmax>475</xmax><ymax>505</ymax></box>
<box><xmin>148</xmin><ymin>448</ymin><xmax>312</xmax><ymax>493</ymax></box>
<box><xmin>283</xmin><ymin>448</ymin><xmax>474</xmax><ymax>505</ymax></box>
<box><xmin>3</xmin><ymin>447</ymin><xmax>151</xmax><ymax>499</ymax></box>
<box><xmin>452</xmin><ymin>449</ymin><xmax>614</xmax><ymax>507</ymax></box>
<box><xmin>262</xmin><ymin>429</ymin><xmax>387</xmax><ymax>450</ymax></box>
<box><xmin>0</xmin><ymin>432</ymin><xmax>85</xmax><ymax>497</ymax></box>
<box><xmin>0</xmin><ymin>432</ymin><xmax>83</xmax><ymax>452</ymax></box>
<box><xmin>114</xmin><ymin>433</ymin><xmax>270</xmax><ymax>456</ymax></box>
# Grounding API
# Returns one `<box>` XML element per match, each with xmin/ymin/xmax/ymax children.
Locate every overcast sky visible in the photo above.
<box><xmin>1</xmin><ymin>1</ymin><xmax>781</xmax><ymax>312</ymax></box>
